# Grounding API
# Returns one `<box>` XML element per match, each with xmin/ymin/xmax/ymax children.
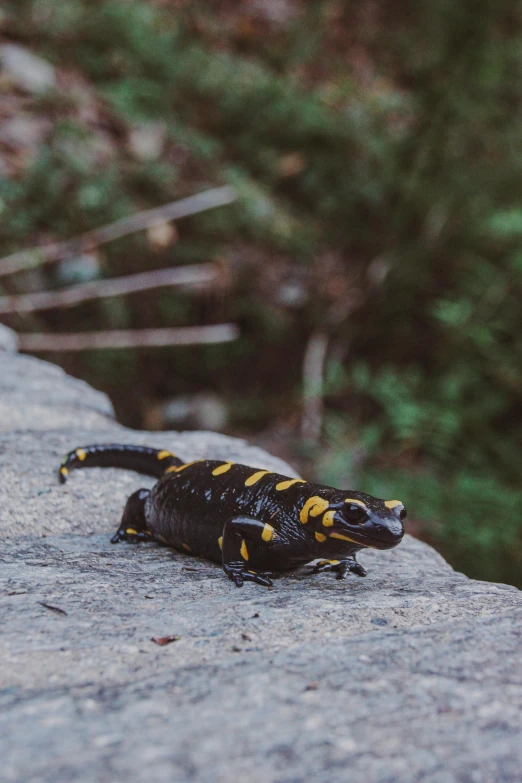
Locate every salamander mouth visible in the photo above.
<box><xmin>329</xmin><ymin>527</ymin><xmax>403</xmax><ymax>550</ymax></box>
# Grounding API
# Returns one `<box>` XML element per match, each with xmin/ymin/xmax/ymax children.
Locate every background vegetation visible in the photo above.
<box><xmin>1</xmin><ymin>0</ymin><xmax>521</xmax><ymax>586</ymax></box>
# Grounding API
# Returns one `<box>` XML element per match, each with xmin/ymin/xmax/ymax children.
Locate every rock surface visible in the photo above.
<box><xmin>1</xmin><ymin>348</ymin><xmax>521</xmax><ymax>782</ymax></box>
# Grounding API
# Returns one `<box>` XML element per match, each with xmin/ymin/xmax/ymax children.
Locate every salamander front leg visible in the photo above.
<box><xmin>312</xmin><ymin>556</ymin><xmax>367</xmax><ymax>580</ymax></box>
<box><xmin>221</xmin><ymin>515</ymin><xmax>280</xmax><ymax>588</ymax></box>
<box><xmin>111</xmin><ymin>489</ymin><xmax>154</xmax><ymax>544</ymax></box>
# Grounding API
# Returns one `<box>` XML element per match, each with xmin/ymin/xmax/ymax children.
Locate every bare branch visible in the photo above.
<box><xmin>301</xmin><ymin>331</ymin><xmax>330</xmax><ymax>444</ymax></box>
<box><xmin>300</xmin><ymin>296</ymin><xmax>363</xmax><ymax>444</ymax></box>
<box><xmin>0</xmin><ymin>186</ymin><xmax>237</xmax><ymax>279</ymax></box>
<box><xmin>0</xmin><ymin>264</ymin><xmax>218</xmax><ymax>314</ymax></box>
<box><xmin>18</xmin><ymin>324</ymin><xmax>239</xmax><ymax>352</ymax></box>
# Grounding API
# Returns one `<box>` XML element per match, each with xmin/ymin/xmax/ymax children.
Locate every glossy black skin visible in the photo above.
<box><xmin>59</xmin><ymin>444</ymin><xmax>406</xmax><ymax>587</ymax></box>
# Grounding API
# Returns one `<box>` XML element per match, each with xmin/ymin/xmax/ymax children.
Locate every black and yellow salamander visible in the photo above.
<box><xmin>58</xmin><ymin>443</ymin><xmax>406</xmax><ymax>587</ymax></box>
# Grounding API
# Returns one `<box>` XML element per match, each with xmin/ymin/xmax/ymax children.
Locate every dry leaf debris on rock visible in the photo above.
<box><xmin>37</xmin><ymin>601</ymin><xmax>67</xmax><ymax>615</ymax></box>
<box><xmin>151</xmin><ymin>635</ymin><xmax>181</xmax><ymax>646</ymax></box>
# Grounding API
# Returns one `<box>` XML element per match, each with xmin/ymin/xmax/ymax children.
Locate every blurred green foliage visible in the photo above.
<box><xmin>1</xmin><ymin>0</ymin><xmax>521</xmax><ymax>585</ymax></box>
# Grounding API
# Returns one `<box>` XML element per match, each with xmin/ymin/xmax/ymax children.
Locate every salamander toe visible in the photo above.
<box><xmin>223</xmin><ymin>563</ymin><xmax>274</xmax><ymax>587</ymax></box>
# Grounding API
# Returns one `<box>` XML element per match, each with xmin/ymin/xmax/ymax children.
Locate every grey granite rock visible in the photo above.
<box><xmin>1</xmin><ymin>351</ymin><xmax>521</xmax><ymax>782</ymax></box>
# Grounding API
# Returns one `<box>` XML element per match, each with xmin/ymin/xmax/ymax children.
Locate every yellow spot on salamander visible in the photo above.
<box><xmin>212</xmin><ymin>462</ymin><xmax>234</xmax><ymax>476</ymax></box>
<box><xmin>157</xmin><ymin>450</ymin><xmax>174</xmax><ymax>460</ymax></box>
<box><xmin>157</xmin><ymin>534</ymin><xmax>168</xmax><ymax>544</ymax></box>
<box><xmin>344</xmin><ymin>498</ymin><xmax>367</xmax><ymax>509</ymax></box>
<box><xmin>322</xmin><ymin>510</ymin><xmax>336</xmax><ymax>527</ymax></box>
<box><xmin>299</xmin><ymin>496</ymin><xmax>330</xmax><ymax>524</ymax></box>
<box><xmin>275</xmin><ymin>478</ymin><xmax>306</xmax><ymax>491</ymax></box>
<box><xmin>169</xmin><ymin>460</ymin><xmax>204</xmax><ymax>473</ymax></box>
<box><xmin>244</xmin><ymin>470</ymin><xmax>271</xmax><ymax>486</ymax></box>
<box><xmin>315</xmin><ymin>532</ymin><xmax>327</xmax><ymax>543</ymax></box>
<box><xmin>317</xmin><ymin>560</ymin><xmax>340</xmax><ymax>567</ymax></box>
<box><xmin>385</xmin><ymin>499</ymin><xmax>403</xmax><ymax>509</ymax></box>
<box><xmin>125</xmin><ymin>528</ymin><xmax>138</xmax><ymax>535</ymax></box>
<box><xmin>329</xmin><ymin>532</ymin><xmax>358</xmax><ymax>543</ymax></box>
<box><xmin>218</xmin><ymin>536</ymin><xmax>223</xmax><ymax>550</ymax></box>
<box><xmin>182</xmin><ymin>543</ymin><xmax>192</xmax><ymax>552</ymax></box>
<box><xmin>60</xmin><ymin>467</ymin><xmax>69</xmax><ymax>477</ymax></box>
<box><xmin>261</xmin><ymin>523</ymin><xmax>278</xmax><ymax>542</ymax></box>
<box><xmin>240</xmin><ymin>539</ymin><xmax>249</xmax><ymax>560</ymax></box>
<box><xmin>76</xmin><ymin>448</ymin><xmax>87</xmax><ymax>461</ymax></box>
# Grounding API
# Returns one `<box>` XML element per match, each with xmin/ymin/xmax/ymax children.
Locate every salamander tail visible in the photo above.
<box><xmin>58</xmin><ymin>444</ymin><xmax>183</xmax><ymax>483</ymax></box>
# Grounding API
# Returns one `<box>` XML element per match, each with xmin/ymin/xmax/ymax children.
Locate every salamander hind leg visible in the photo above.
<box><xmin>111</xmin><ymin>489</ymin><xmax>154</xmax><ymax>544</ymax></box>
<box><xmin>221</xmin><ymin>515</ymin><xmax>280</xmax><ymax>588</ymax></box>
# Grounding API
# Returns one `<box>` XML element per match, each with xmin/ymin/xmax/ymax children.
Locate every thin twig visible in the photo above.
<box><xmin>300</xmin><ymin>297</ymin><xmax>362</xmax><ymax>444</ymax></box>
<box><xmin>301</xmin><ymin>331</ymin><xmax>330</xmax><ymax>443</ymax></box>
<box><xmin>18</xmin><ymin>324</ymin><xmax>239</xmax><ymax>352</ymax></box>
<box><xmin>0</xmin><ymin>186</ymin><xmax>237</xmax><ymax>279</ymax></box>
<box><xmin>0</xmin><ymin>264</ymin><xmax>218</xmax><ymax>314</ymax></box>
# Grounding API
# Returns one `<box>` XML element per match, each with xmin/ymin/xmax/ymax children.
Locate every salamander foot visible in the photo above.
<box><xmin>111</xmin><ymin>527</ymin><xmax>154</xmax><ymax>544</ymax></box>
<box><xmin>312</xmin><ymin>557</ymin><xmax>367</xmax><ymax>580</ymax></box>
<box><xmin>223</xmin><ymin>562</ymin><xmax>274</xmax><ymax>588</ymax></box>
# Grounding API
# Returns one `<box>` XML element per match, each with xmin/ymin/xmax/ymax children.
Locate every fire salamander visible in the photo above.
<box><xmin>58</xmin><ymin>444</ymin><xmax>406</xmax><ymax>587</ymax></box>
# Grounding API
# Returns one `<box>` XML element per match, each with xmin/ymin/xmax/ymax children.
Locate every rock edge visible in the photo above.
<box><xmin>1</xmin><ymin>347</ymin><xmax>521</xmax><ymax>783</ymax></box>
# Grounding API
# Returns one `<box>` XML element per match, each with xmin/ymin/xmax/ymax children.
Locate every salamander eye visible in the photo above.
<box><xmin>399</xmin><ymin>506</ymin><xmax>407</xmax><ymax>522</ymax></box>
<box><xmin>344</xmin><ymin>504</ymin><xmax>368</xmax><ymax>523</ymax></box>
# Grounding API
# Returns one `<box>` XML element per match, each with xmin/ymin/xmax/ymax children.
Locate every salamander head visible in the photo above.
<box><xmin>320</xmin><ymin>493</ymin><xmax>406</xmax><ymax>551</ymax></box>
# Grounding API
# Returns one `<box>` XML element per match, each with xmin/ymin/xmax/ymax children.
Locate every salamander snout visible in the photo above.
<box><xmin>365</xmin><ymin>512</ymin><xmax>405</xmax><ymax>548</ymax></box>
